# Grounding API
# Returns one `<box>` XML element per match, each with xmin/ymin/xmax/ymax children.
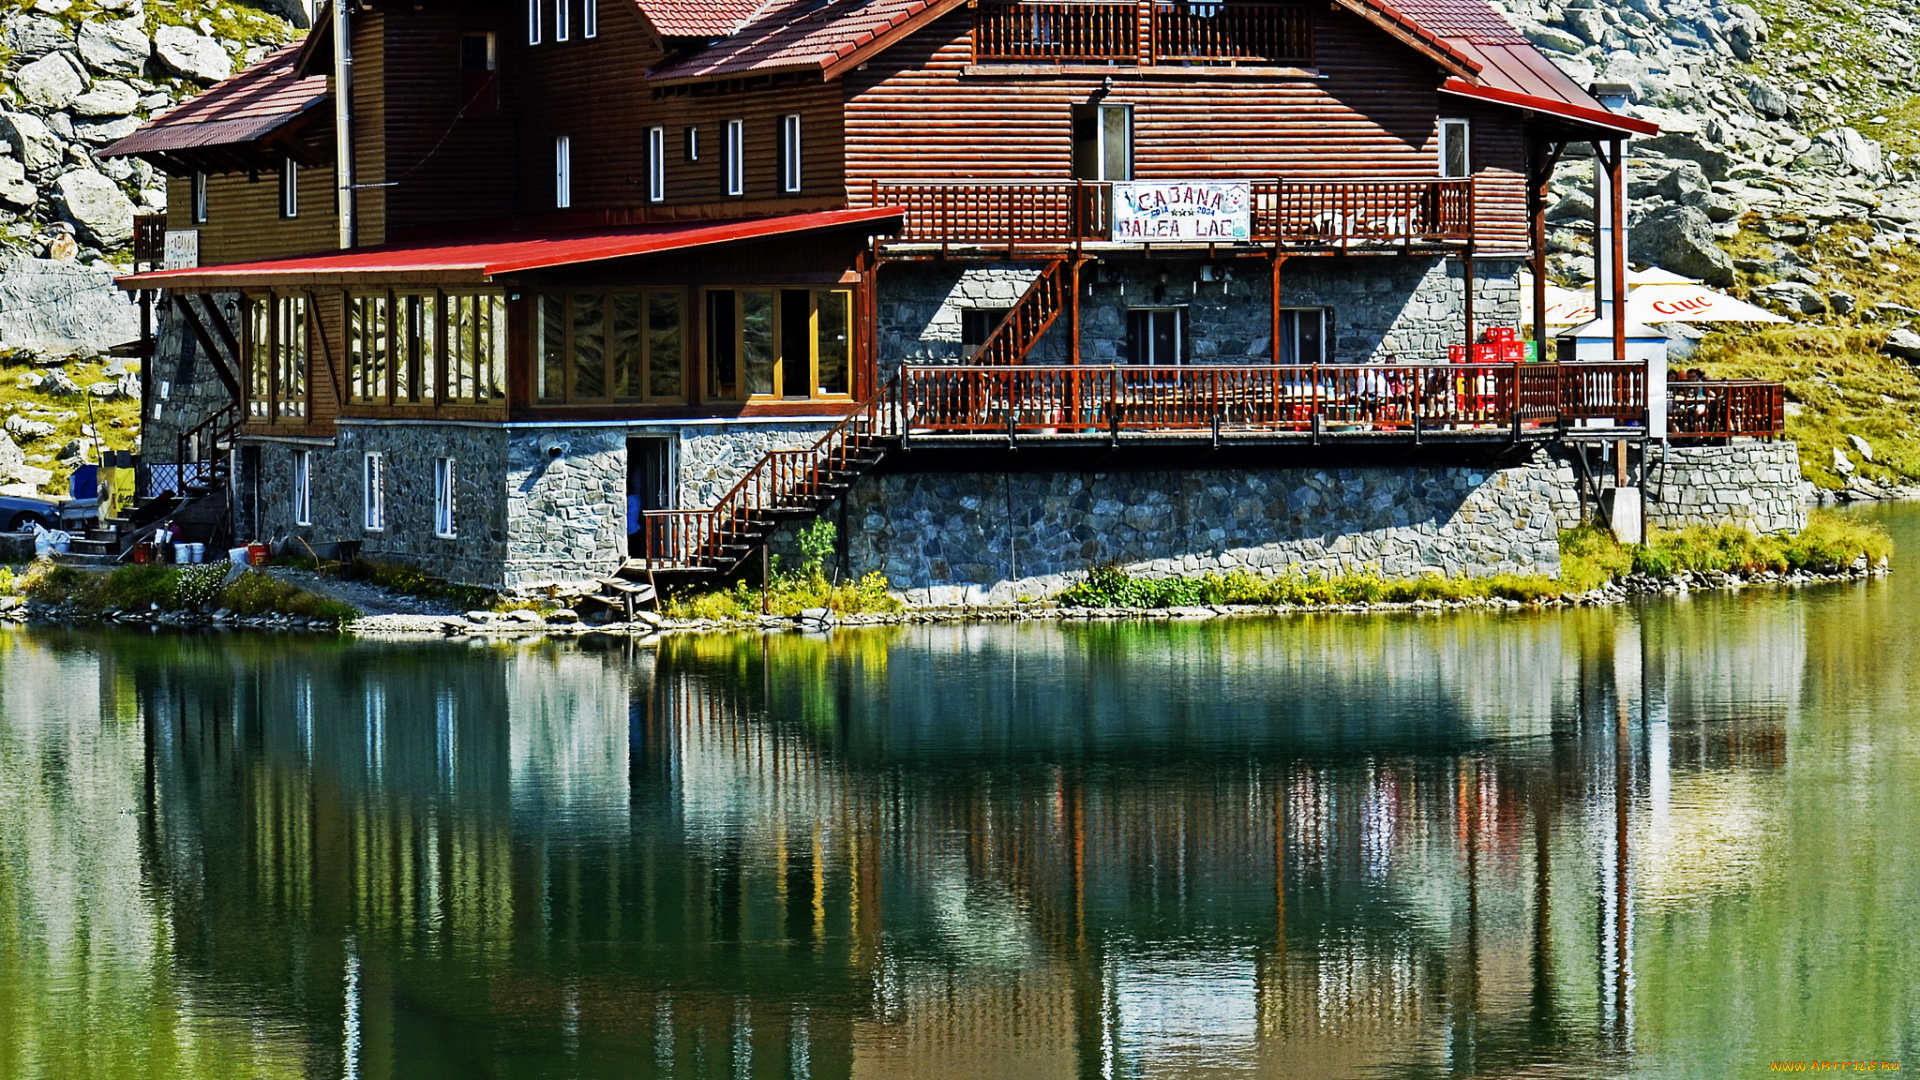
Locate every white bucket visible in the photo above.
<box><xmin>189</xmin><ymin>543</ymin><xmax>205</xmax><ymax>563</ymax></box>
<box><xmin>172</xmin><ymin>543</ymin><xmax>189</xmax><ymax>563</ymax></box>
<box><xmin>229</xmin><ymin>547</ymin><xmax>250</xmax><ymax>565</ymax></box>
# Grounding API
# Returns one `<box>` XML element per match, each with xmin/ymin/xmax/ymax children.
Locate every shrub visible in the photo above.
<box><xmin>218</xmin><ymin>570</ymin><xmax>359</xmax><ymax>623</ymax></box>
<box><xmin>1558</xmin><ymin>524</ymin><xmax>1634</xmax><ymax>591</ymax></box>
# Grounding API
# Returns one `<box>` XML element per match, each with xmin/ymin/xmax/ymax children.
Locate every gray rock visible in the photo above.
<box><xmin>1848</xmin><ymin>433</ymin><xmax>1875</xmax><ymax>462</ymax></box>
<box><xmin>1744</xmin><ymin>79</ymin><xmax>1795</xmax><ymax>120</ymax></box>
<box><xmin>1798</xmin><ymin>128</ymin><xmax>1884</xmax><ymax>177</ymax></box>
<box><xmin>1882</xmin><ymin>328</ymin><xmax>1920</xmax><ymax>361</ymax></box>
<box><xmin>1725</xmin><ymin>3</ymin><xmax>1766</xmax><ymax>59</ymax></box>
<box><xmin>1547</xmin><ymin>189</ymin><xmax>1595</xmax><ymax>222</ymax></box>
<box><xmin>1832</xmin><ymin>447</ymin><xmax>1855</xmax><ymax>476</ymax></box>
<box><xmin>73</xmin><ymin>116</ymin><xmax>141</xmax><ymax>145</ymax></box>
<box><xmin>3</xmin><ymin>416</ymin><xmax>54</xmax><ymax>439</ymax></box>
<box><xmin>15</xmin><ymin>52</ymin><xmax>86</xmax><ymax>111</ymax></box>
<box><xmin>1525</xmin><ymin>24</ymin><xmax>1585</xmax><ymax>53</ymax></box>
<box><xmin>71</xmin><ymin>81</ymin><xmax>137</xmax><ymax>118</ymax></box>
<box><xmin>5</xmin><ymin>14</ymin><xmax>73</xmax><ymax>61</ymax></box>
<box><xmin>0</xmin><ymin>256</ymin><xmax>139</xmax><ymax>354</ymax></box>
<box><xmin>506</xmin><ymin>608</ymin><xmax>543</xmax><ymax>624</ymax></box>
<box><xmin>1638</xmin><ymin>130</ymin><xmax>1733</xmax><ymax>181</ymax></box>
<box><xmin>37</xmin><ymin>370</ymin><xmax>80</xmax><ymax>396</ymax></box>
<box><xmin>0</xmin><ymin>113</ymin><xmax>63</xmax><ymax>172</ymax></box>
<box><xmin>152</xmin><ymin>25</ymin><xmax>231</xmax><ymax>84</ymax></box>
<box><xmin>1655</xmin><ymin>161</ymin><xmax>1712</xmax><ymax>208</ymax></box>
<box><xmin>85</xmin><ymin>379</ymin><xmax>126</xmax><ymax>399</ymax></box>
<box><xmin>1753</xmin><ymin>281</ymin><xmax>1827</xmax><ymax>315</ymax></box>
<box><xmin>76</xmin><ymin>18</ymin><xmax>150</xmax><ymax>77</ymax></box>
<box><xmin>1758</xmin><ymin>218</ymin><xmax>1811</xmax><ymax>244</ymax></box>
<box><xmin>52</xmin><ymin>170</ymin><xmax>133</xmax><ymax>248</ymax></box>
<box><xmin>0</xmin><ymin>157</ymin><xmax>36</xmax><ymax>212</ymax></box>
<box><xmin>1630</xmin><ymin>206</ymin><xmax>1736</xmax><ymax>286</ymax></box>
<box><xmin>1830</xmin><ymin>291</ymin><xmax>1857</xmax><ymax>316</ymax></box>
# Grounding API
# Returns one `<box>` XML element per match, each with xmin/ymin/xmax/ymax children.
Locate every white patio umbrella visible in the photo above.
<box><xmin>1520</xmin><ymin>268</ymin><xmax>1790</xmax><ymax>326</ymax></box>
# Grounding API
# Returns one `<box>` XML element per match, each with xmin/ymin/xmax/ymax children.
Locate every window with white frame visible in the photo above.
<box><xmin>584</xmin><ymin>0</ymin><xmax>597</xmax><ymax>37</ymax></box>
<box><xmin>684</xmin><ymin>126</ymin><xmax>699</xmax><ymax>162</ymax></box>
<box><xmin>363</xmin><ymin>452</ymin><xmax>385</xmax><ymax>531</ymax></box>
<box><xmin>723</xmin><ymin>118</ymin><xmax>744</xmax><ymax>196</ymax></box>
<box><xmin>1126</xmin><ymin>308</ymin><xmax>1183</xmax><ymax>364</ymax></box>
<box><xmin>528</xmin><ymin>0</ymin><xmax>541</xmax><ymax>44</ymax></box>
<box><xmin>1072</xmin><ymin>104</ymin><xmax>1132</xmax><ymax>181</ymax></box>
<box><xmin>1439</xmin><ymin>118</ymin><xmax>1470</xmax><ymax>178</ymax></box>
<box><xmin>433</xmin><ymin>457</ymin><xmax>457</xmax><ymax>538</ymax></box>
<box><xmin>779</xmin><ymin>113</ymin><xmax>802</xmax><ymax>193</ymax></box>
<box><xmin>647</xmin><ymin>126</ymin><xmax>666</xmax><ymax>202</ymax></box>
<box><xmin>1279</xmin><ymin>308</ymin><xmax>1330</xmax><ymax>364</ymax></box>
<box><xmin>292</xmin><ymin>449</ymin><xmax>312</xmax><ymax>526</ymax></box>
<box><xmin>191</xmin><ymin>171</ymin><xmax>208</xmax><ymax>223</ymax></box>
<box><xmin>278</xmin><ymin>156</ymin><xmax>298</xmax><ymax>218</ymax></box>
<box><xmin>555</xmin><ymin>135</ymin><xmax>571</xmax><ymax>208</ymax></box>
<box><xmin>554</xmin><ymin>0</ymin><xmax>569</xmax><ymax>40</ymax></box>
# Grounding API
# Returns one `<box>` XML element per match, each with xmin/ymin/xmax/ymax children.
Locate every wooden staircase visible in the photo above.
<box><xmin>62</xmin><ymin>405</ymin><xmax>239</xmax><ymax>564</ymax></box>
<box><xmin>974</xmin><ymin>258</ymin><xmax>1072</xmax><ymax>365</ymax></box>
<box><xmin>634</xmin><ymin>379</ymin><xmax>906</xmax><ymax>590</ymax></box>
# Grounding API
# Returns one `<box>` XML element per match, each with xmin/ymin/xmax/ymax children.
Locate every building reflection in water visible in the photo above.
<box><xmin>1</xmin><ymin>596</ymin><xmax>1808</xmax><ymax>1079</ymax></box>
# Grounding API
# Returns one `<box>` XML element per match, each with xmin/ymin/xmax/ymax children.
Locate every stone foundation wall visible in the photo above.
<box><xmin>503</xmin><ymin>429</ymin><xmax>627</xmax><ymax>590</ymax></box>
<box><xmin>1645</xmin><ymin>441</ymin><xmax>1811</xmax><ymax>534</ymax></box>
<box><xmin>676</xmin><ymin>420</ymin><xmax>837</xmax><ymax>509</ymax></box>
<box><xmin>875</xmin><ymin>257</ymin><xmax>1523</xmax><ymax>378</ymax></box>
<box><xmin>810</xmin><ymin>451</ymin><xmax>1577</xmax><ymax>605</ymax></box>
<box><xmin>141</xmin><ymin>293</ymin><xmax>238</xmax><ymax>464</ymax></box>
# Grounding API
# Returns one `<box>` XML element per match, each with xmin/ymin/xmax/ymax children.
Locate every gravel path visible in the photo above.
<box><xmin>263</xmin><ymin>566</ymin><xmax>466</xmax><ymax>617</ymax></box>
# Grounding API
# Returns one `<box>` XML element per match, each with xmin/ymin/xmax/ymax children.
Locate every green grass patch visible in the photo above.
<box><xmin>1054</xmin><ymin>563</ymin><xmax>1563</xmax><ymax>608</ymax></box>
<box><xmin>17</xmin><ymin>561</ymin><xmax>358</xmax><ymax>623</ymax></box>
<box><xmin>661</xmin><ymin>521</ymin><xmax>906</xmax><ymax>621</ymax></box>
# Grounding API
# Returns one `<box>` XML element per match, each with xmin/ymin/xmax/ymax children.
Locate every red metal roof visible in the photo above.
<box><xmin>116</xmin><ymin>208</ymin><xmax>903</xmax><ymax>289</ymax></box>
<box><xmin>1444</xmin><ymin>40</ymin><xmax>1658</xmax><ymax>136</ymax></box>
<box><xmin>101</xmin><ymin>43</ymin><xmax>326</xmax><ymax>160</ymax></box>
<box><xmin>636</xmin><ymin>0</ymin><xmax>773</xmax><ymax>37</ymax></box>
<box><xmin>649</xmin><ymin>0</ymin><xmax>962</xmax><ymax>82</ymax></box>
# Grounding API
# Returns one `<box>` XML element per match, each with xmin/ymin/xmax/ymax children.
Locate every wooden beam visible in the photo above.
<box><xmin>175</xmin><ymin>294</ymin><xmax>243</xmax><ymax>404</ymax></box>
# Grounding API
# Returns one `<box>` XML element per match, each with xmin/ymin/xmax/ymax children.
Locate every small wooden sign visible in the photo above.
<box><xmin>163</xmin><ymin>229</ymin><xmax>199</xmax><ymax>270</ymax></box>
<box><xmin>1111</xmin><ymin>181</ymin><xmax>1251</xmax><ymax>242</ymax></box>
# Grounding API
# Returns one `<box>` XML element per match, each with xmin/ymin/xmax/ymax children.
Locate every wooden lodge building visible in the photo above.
<box><xmin>103</xmin><ymin>0</ymin><xmax>1790</xmax><ymax>597</ymax></box>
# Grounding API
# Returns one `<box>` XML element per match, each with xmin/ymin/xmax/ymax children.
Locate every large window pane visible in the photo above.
<box><xmin>538</xmin><ymin>294</ymin><xmax>566</xmax><ymax>402</ymax></box>
<box><xmin>349</xmin><ymin>295</ymin><xmax>391</xmax><ymax>404</ymax></box>
<box><xmin>399</xmin><ymin>295</ymin><xmax>434</xmax><ymax>404</ymax></box>
<box><xmin>611</xmin><ymin>293</ymin><xmax>643</xmax><ymax>399</ymax></box>
<box><xmin>446</xmin><ymin>295</ymin><xmax>477</xmax><ymax>403</ymax></box>
<box><xmin>481</xmin><ymin>296</ymin><xmax>505</xmax><ymax>400</ymax></box>
<box><xmin>742</xmin><ymin>290</ymin><xmax>774</xmax><ymax>398</ymax></box>
<box><xmin>706</xmin><ymin>291</ymin><xmax>738</xmax><ymax>399</ymax></box>
<box><xmin>248</xmin><ymin>300</ymin><xmax>270</xmax><ymax>419</ymax></box>
<box><xmin>572</xmin><ymin>293</ymin><xmax>606</xmax><ymax>400</ymax></box>
<box><xmin>648</xmin><ymin>292</ymin><xmax>683</xmax><ymax>400</ymax></box>
<box><xmin>816</xmin><ymin>290</ymin><xmax>849</xmax><ymax>397</ymax></box>
<box><xmin>780</xmin><ymin>289</ymin><xmax>811</xmax><ymax>398</ymax></box>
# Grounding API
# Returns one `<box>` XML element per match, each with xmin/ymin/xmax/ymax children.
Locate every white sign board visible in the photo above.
<box><xmin>1111</xmin><ymin>182</ymin><xmax>1251</xmax><ymax>243</ymax></box>
<box><xmin>163</xmin><ymin>229</ymin><xmax>199</xmax><ymax>270</ymax></box>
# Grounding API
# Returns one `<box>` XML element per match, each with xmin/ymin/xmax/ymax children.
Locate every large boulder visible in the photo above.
<box><xmin>15</xmin><ymin>51</ymin><xmax>86</xmax><ymax>111</ymax></box>
<box><xmin>1744</xmin><ymin>78</ymin><xmax>1795</xmax><ymax>120</ymax></box>
<box><xmin>1797</xmin><ymin>127</ymin><xmax>1884</xmax><ymax>177</ymax></box>
<box><xmin>153</xmin><ymin>25</ymin><xmax>231</xmax><ymax>84</ymax></box>
<box><xmin>1882</xmin><ymin>328</ymin><xmax>1920</xmax><ymax>362</ymax></box>
<box><xmin>4</xmin><ymin>14</ymin><xmax>73</xmax><ymax>62</ymax></box>
<box><xmin>0</xmin><ymin>113</ymin><xmax>63</xmax><ymax>172</ymax></box>
<box><xmin>0</xmin><ymin>432</ymin><xmax>52</xmax><ymax>489</ymax></box>
<box><xmin>1753</xmin><ymin>281</ymin><xmax>1828</xmax><ymax>315</ymax></box>
<box><xmin>76</xmin><ymin>17</ymin><xmax>150</xmax><ymax>77</ymax></box>
<box><xmin>1630</xmin><ymin>206</ymin><xmax>1735</xmax><ymax>286</ymax></box>
<box><xmin>71</xmin><ymin>81</ymin><xmax>137</xmax><ymax>118</ymax></box>
<box><xmin>1655</xmin><ymin>161</ymin><xmax>1712</xmax><ymax>209</ymax></box>
<box><xmin>0</xmin><ymin>256</ymin><xmax>140</xmax><ymax>354</ymax></box>
<box><xmin>0</xmin><ymin>158</ymin><xmax>37</xmax><ymax>212</ymax></box>
<box><xmin>53</xmin><ymin>170</ymin><xmax>133</xmax><ymax>247</ymax></box>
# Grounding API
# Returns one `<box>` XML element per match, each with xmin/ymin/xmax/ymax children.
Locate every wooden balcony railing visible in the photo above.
<box><xmin>133</xmin><ymin>214</ymin><xmax>167</xmax><ymax>267</ymax></box>
<box><xmin>1669</xmin><ymin>379</ymin><xmax>1785</xmax><ymax>440</ymax></box>
<box><xmin>870</xmin><ymin>179</ymin><xmax>1474</xmax><ymax>249</ymax></box>
<box><xmin>903</xmin><ymin>362</ymin><xmax>1620</xmax><ymax>435</ymax></box>
<box><xmin>1153</xmin><ymin>1</ymin><xmax>1313</xmax><ymax>64</ymax></box>
<box><xmin>974</xmin><ymin>1</ymin><xmax>1314</xmax><ymax>64</ymax></box>
<box><xmin>974</xmin><ymin>0</ymin><xmax>1135</xmax><ymax>62</ymax></box>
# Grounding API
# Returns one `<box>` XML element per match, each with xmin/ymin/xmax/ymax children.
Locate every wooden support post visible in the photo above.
<box><xmin>1462</xmin><ymin>251</ymin><xmax>1476</xmax><ymax>359</ymax></box>
<box><xmin>1607</xmin><ymin>140</ymin><xmax>1628</xmax><ymax>366</ymax></box>
<box><xmin>1269</xmin><ymin>251</ymin><xmax>1283</xmax><ymax>364</ymax></box>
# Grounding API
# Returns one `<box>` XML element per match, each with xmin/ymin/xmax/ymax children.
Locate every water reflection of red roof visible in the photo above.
<box><xmin>116</xmin><ymin>208</ymin><xmax>903</xmax><ymax>289</ymax></box>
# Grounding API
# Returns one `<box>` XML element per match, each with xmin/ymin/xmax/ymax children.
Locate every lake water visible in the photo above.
<box><xmin>3</xmin><ymin>508</ymin><xmax>1917</xmax><ymax>1079</ymax></box>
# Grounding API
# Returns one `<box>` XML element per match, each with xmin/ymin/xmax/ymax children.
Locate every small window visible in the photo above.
<box><xmin>363</xmin><ymin>452</ymin><xmax>385</xmax><ymax>531</ymax></box>
<box><xmin>647</xmin><ymin>126</ymin><xmax>666</xmax><ymax>203</ymax></box>
<box><xmin>292</xmin><ymin>449</ymin><xmax>312</xmax><ymax>526</ymax></box>
<box><xmin>528</xmin><ymin>0</ymin><xmax>541</xmax><ymax>44</ymax></box>
<box><xmin>1072</xmin><ymin>104</ymin><xmax>1131</xmax><ymax>182</ymax></box>
<box><xmin>1279</xmin><ymin>308</ymin><xmax>1329</xmax><ymax>364</ymax></box>
<box><xmin>1439</xmin><ymin>118</ymin><xmax>1470</xmax><ymax>178</ymax></box>
<box><xmin>723</xmin><ymin>118</ymin><xmax>744</xmax><ymax>197</ymax></box>
<box><xmin>1126</xmin><ymin>308</ymin><xmax>1183</xmax><ymax>364</ymax></box>
<box><xmin>584</xmin><ymin>0</ymin><xmax>597</xmax><ymax>38</ymax></box>
<box><xmin>555</xmin><ymin>135</ymin><xmax>571</xmax><ymax>208</ymax></box>
<box><xmin>434</xmin><ymin>457</ymin><xmax>457</xmax><ymax>538</ymax></box>
<box><xmin>554</xmin><ymin>0</ymin><xmax>569</xmax><ymax>41</ymax></box>
<box><xmin>460</xmin><ymin>33</ymin><xmax>498</xmax><ymax>117</ymax></box>
<box><xmin>779</xmin><ymin>113</ymin><xmax>802</xmax><ymax>194</ymax></box>
<box><xmin>684</xmin><ymin>126</ymin><xmax>699</xmax><ymax>162</ymax></box>
<box><xmin>960</xmin><ymin>308</ymin><xmax>1010</xmax><ymax>357</ymax></box>
<box><xmin>278</xmin><ymin>157</ymin><xmax>298</xmax><ymax>218</ymax></box>
<box><xmin>191</xmin><ymin>171</ymin><xmax>208</xmax><ymax>223</ymax></box>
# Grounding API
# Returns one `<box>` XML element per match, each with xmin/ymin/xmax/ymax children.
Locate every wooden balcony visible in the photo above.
<box><xmin>973</xmin><ymin>0</ymin><xmax>1315</xmax><ymax>66</ymax></box>
<box><xmin>897</xmin><ymin>363</ymin><xmax>1786</xmax><ymax>442</ymax></box>
<box><xmin>869</xmin><ymin>179</ymin><xmax>1474</xmax><ymax>253</ymax></box>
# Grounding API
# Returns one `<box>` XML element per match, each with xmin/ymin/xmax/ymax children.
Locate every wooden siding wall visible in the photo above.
<box><xmin>353</xmin><ymin>9</ymin><xmax>388</xmax><ymax>245</ymax></box>
<box><xmin>377</xmin><ymin>2</ymin><xmax>519</xmax><ymax>231</ymax></box>
<box><xmin>842</xmin><ymin>7</ymin><xmax>1534</xmax><ymax>251</ymax></box>
<box><xmin>164</xmin><ymin>162</ymin><xmax>339</xmax><ymax>264</ymax></box>
<box><xmin>1463</xmin><ymin>99</ymin><xmax>1526</xmax><ymax>253</ymax></box>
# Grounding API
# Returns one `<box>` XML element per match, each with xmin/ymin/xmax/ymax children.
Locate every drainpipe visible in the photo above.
<box><xmin>333</xmin><ymin>0</ymin><xmax>355</xmax><ymax>249</ymax></box>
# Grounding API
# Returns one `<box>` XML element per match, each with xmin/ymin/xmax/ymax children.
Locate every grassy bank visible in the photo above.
<box><xmin>14</xmin><ymin>563</ymin><xmax>359</xmax><ymax>623</ymax></box>
<box><xmin>1053</xmin><ymin>512</ymin><xmax>1890</xmax><ymax>609</ymax></box>
<box><xmin>661</xmin><ymin>522</ymin><xmax>905</xmax><ymax>621</ymax></box>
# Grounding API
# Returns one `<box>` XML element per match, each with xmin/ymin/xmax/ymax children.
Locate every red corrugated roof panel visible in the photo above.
<box><xmin>116</xmin><ymin>208</ymin><xmax>904</xmax><ymax>289</ymax></box>
<box><xmin>102</xmin><ymin>43</ymin><xmax>327</xmax><ymax>159</ymax></box>
<box><xmin>649</xmin><ymin>0</ymin><xmax>959</xmax><ymax>82</ymax></box>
